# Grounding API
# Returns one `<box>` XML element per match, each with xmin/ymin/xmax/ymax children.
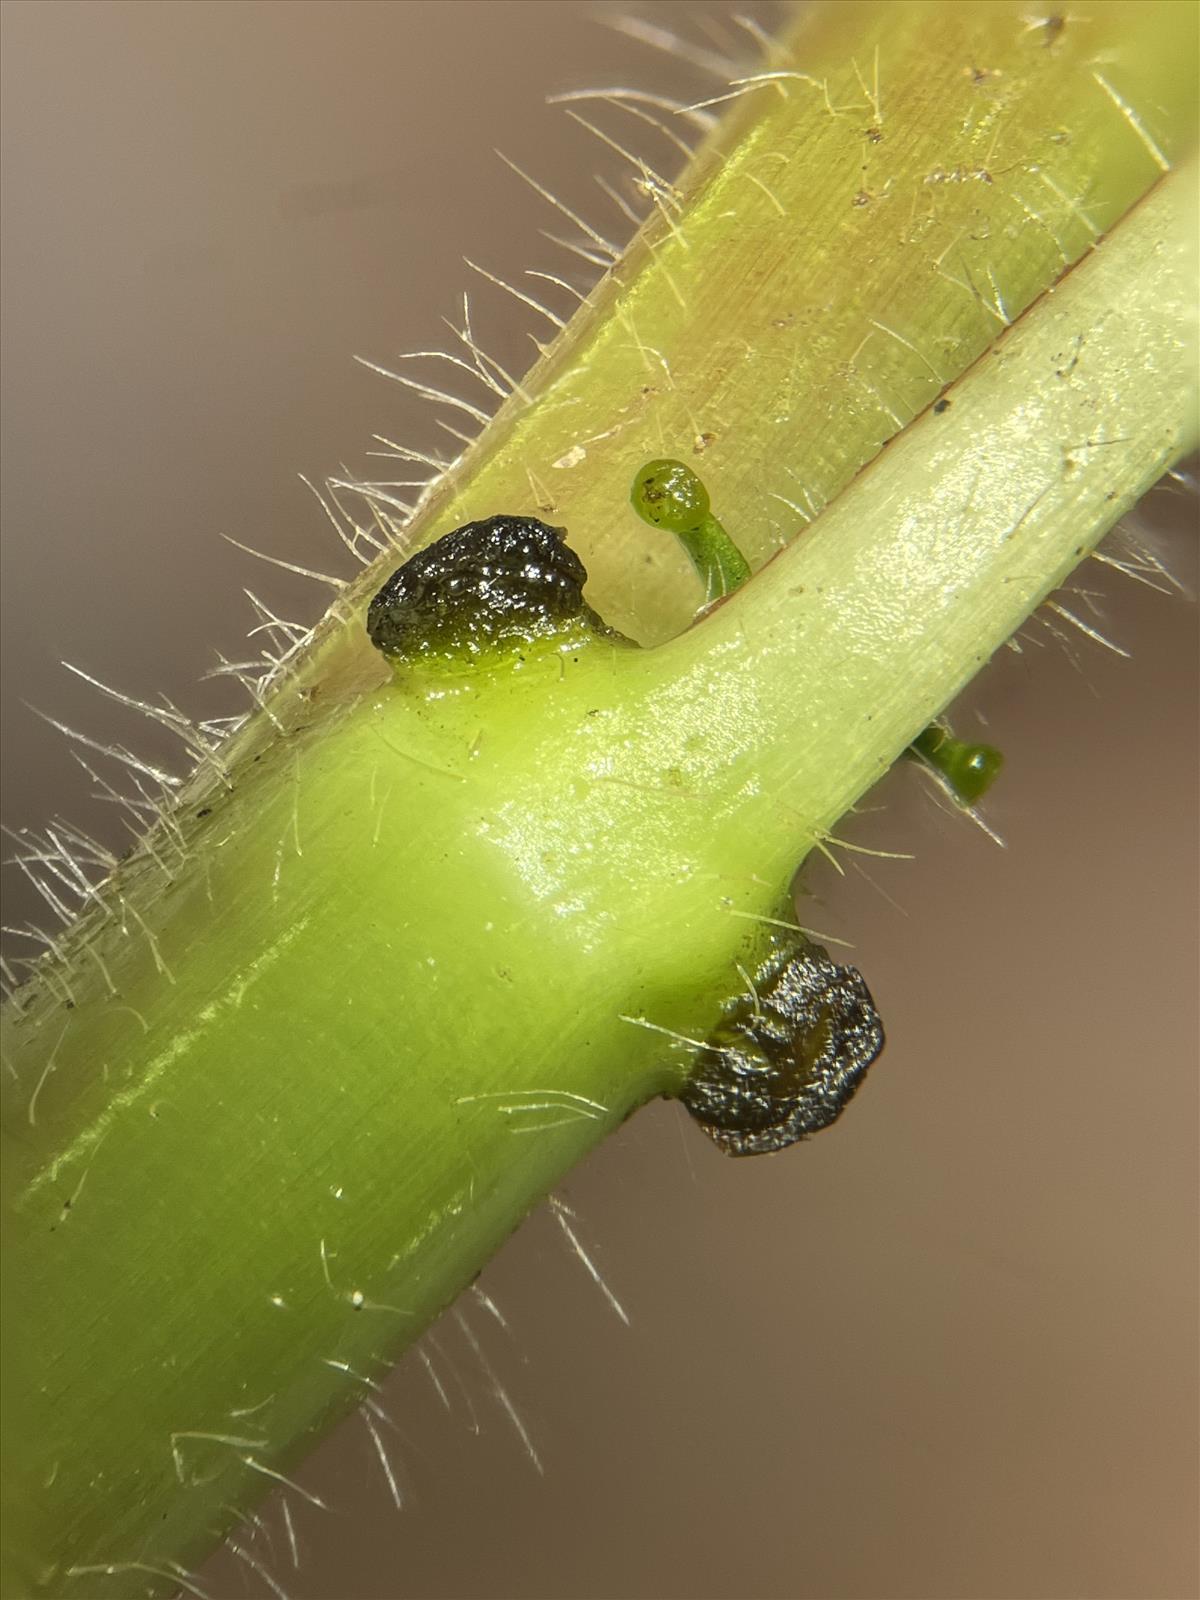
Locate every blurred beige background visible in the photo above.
<box><xmin>1</xmin><ymin>4</ymin><xmax>1196</xmax><ymax>1598</ymax></box>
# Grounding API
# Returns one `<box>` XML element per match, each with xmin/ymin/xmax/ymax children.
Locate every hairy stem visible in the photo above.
<box><xmin>2</xmin><ymin>3</ymin><xmax>1196</xmax><ymax>1595</ymax></box>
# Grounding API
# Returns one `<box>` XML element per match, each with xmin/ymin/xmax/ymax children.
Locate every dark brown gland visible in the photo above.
<box><xmin>679</xmin><ymin>937</ymin><xmax>885</xmax><ymax>1156</ymax></box>
<box><xmin>366</xmin><ymin>514</ymin><xmax>618</xmax><ymax>665</ymax></box>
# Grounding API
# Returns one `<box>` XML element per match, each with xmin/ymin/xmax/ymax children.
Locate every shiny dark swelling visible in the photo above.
<box><xmin>367</xmin><ymin>514</ymin><xmax>614</xmax><ymax>663</ymax></box>
<box><xmin>680</xmin><ymin>938</ymin><xmax>886</xmax><ymax>1156</ymax></box>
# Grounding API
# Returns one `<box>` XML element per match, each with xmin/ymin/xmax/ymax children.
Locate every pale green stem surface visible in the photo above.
<box><xmin>1</xmin><ymin>3</ymin><xmax>1196</xmax><ymax>1595</ymax></box>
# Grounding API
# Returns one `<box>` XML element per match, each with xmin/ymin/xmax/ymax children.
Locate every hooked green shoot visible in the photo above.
<box><xmin>630</xmin><ymin>458</ymin><xmax>751</xmax><ymax>605</ymax></box>
<box><xmin>909</xmin><ymin>724</ymin><xmax>1005</xmax><ymax>807</ymax></box>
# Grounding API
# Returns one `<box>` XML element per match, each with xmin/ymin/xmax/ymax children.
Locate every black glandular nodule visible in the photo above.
<box><xmin>367</xmin><ymin>514</ymin><xmax>618</xmax><ymax>665</ymax></box>
<box><xmin>680</xmin><ymin>938</ymin><xmax>885</xmax><ymax>1157</ymax></box>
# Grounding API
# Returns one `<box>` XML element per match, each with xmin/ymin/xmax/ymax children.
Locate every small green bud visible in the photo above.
<box><xmin>950</xmin><ymin>743</ymin><xmax>1005</xmax><ymax>805</ymax></box>
<box><xmin>630</xmin><ymin>458</ymin><xmax>711</xmax><ymax>533</ymax></box>
<box><xmin>909</xmin><ymin>724</ymin><xmax>1004</xmax><ymax>805</ymax></box>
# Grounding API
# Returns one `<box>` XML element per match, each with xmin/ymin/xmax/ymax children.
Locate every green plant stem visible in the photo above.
<box><xmin>2</xmin><ymin>3</ymin><xmax>1196</xmax><ymax>1595</ymax></box>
